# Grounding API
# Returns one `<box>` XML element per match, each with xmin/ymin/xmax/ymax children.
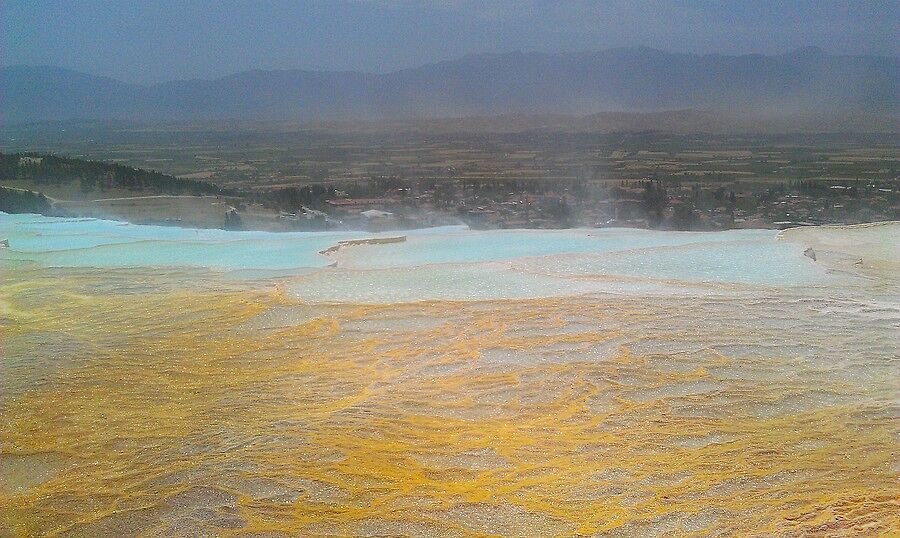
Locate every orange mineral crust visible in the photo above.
<box><xmin>1</xmin><ymin>266</ymin><xmax>897</xmax><ymax>536</ymax></box>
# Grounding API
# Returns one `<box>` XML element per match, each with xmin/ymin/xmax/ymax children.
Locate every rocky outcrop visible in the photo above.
<box><xmin>224</xmin><ymin>208</ymin><xmax>243</xmax><ymax>230</ymax></box>
<box><xmin>319</xmin><ymin>236</ymin><xmax>406</xmax><ymax>256</ymax></box>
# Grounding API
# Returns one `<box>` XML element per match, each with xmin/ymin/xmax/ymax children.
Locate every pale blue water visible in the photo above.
<box><xmin>512</xmin><ymin>239</ymin><xmax>824</xmax><ymax>286</ymax></box>
<box><xmin>0</xmin><ymin>213</ymin><xmax>370</xmax><ymax>270</ymax></box>
<box><xmin>1</xmin><ymin>212</ymin><xmax>830</xmax><ymax>300</ymax></box>
<box><xmin>332</xmin><ymin>227</ymin><xmax>826</xmax><ymax>287</ymax></box>
<box><xmin>339</xmin><ymin>228</ymin><xmax>780</xmax><ymax>268</ymax></box>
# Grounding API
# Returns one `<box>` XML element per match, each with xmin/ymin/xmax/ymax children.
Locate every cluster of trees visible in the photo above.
<box><xmin>795</xmin><ymin>179</ymin><xmax>861</xmax><ymax>197</ymax></box>
<box><xmin>0</xmin><ymin>153</ymin><xmax>231</xmax><ymax>196</ymax></box>
<box><xmin>258</xmin><ymin>184</ymin><xmax>337</xmax><ymax>212</ymax></box>
<box><xmin>0</xmin><ymin>152</ymin><xmax>352</xmax><ymax>218</ymax></box>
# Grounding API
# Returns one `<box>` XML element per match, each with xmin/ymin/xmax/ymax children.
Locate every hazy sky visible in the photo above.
<box><xmin>2</xmin><ymin>0</ymin><xmax>897</xmax><ymax>84</ymax></box>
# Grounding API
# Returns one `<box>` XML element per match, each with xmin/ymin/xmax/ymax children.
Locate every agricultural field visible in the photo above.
<box><xmin>2</xmin><ymin>124</ymin><xmax>895</xmax><ymax>189</ymax></box>
<box><xmin>1</xmin><ymin>123</ymin><xmax>897</xmax><ymax>231</ymax></box>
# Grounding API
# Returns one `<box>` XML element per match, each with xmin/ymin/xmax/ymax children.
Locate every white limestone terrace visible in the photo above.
<box><xmin>3</xmin><ymin>212</ymin><xmax>895</xmax><ymax>303</ymax></box>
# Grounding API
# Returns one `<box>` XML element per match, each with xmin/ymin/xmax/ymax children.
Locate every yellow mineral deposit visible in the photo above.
<box><xmin>2</xmin><ymin>261</ymin><xmax>898</xmax><ymax>536</ymax></box>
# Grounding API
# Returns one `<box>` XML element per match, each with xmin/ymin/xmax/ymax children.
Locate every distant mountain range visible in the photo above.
<box><xmin>1</xmin><ymin>47</ymin><xmax>897</xmax><ymax>125</ymax></box>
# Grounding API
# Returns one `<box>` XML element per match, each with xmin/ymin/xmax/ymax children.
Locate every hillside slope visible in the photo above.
<box><xmin>2</xmin><ymin>47</ymin><xmax>897</xmax><ymax>124</ymax></box>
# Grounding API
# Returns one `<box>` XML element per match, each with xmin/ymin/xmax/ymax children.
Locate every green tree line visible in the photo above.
<box><xmin>0</xmin><ymin>153</ymin><xmax>234</xmax><ymax>196</ymax></box>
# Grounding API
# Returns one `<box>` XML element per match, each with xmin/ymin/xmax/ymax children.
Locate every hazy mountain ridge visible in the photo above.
<box><xmin>2</xmin><ymin>47</ymin><xmax>897</xmax><ymax>124</ymax></box>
